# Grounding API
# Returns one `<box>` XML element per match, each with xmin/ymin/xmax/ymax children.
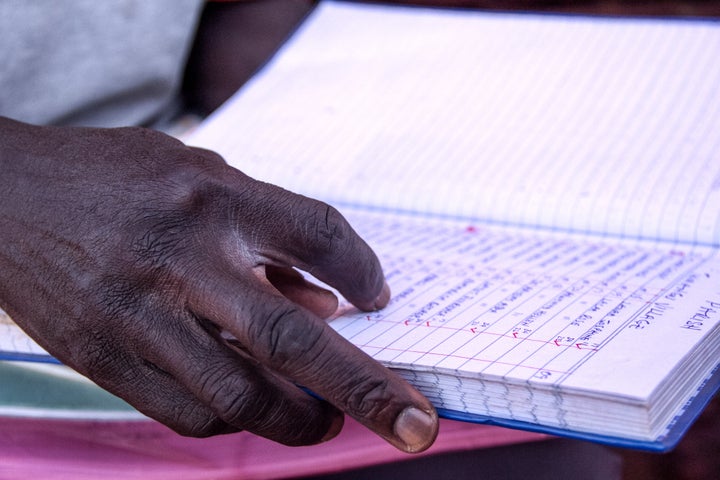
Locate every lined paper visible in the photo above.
<box><xmin>0</xmin><ymin>311</ymin><xmax>49</xmax><ymax>361</ymax></box>
<box><xmin>330</xmin><ymin>207</ymin><xmax>720</xmax><ymax>438</ymax></box>
<box><xmin>189</xmin><ymin>1</ymin><xmax>720</xmax><ymax>247</ymax></box>
<box><xmin>334</xmin><ymin>209</ymin><xmax>720</xmax><ymax>395</ymax></box>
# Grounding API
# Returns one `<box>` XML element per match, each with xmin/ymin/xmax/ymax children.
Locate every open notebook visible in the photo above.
<box><xmin>3</xmin><ymin>0</ymin><xmax>719</xmax><ymax>451</ymax></box>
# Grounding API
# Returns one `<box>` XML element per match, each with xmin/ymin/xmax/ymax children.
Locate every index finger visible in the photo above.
<box><xmin>190</xmin><ymin>275</ymin><xmax>438</xmax><ymax>453</ymax></box>
<box><xmin>243</xmin><ymin>184</ymin><xmax>389</xmax><ymax>311</ymax></box>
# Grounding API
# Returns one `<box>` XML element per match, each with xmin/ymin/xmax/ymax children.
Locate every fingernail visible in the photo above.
<box><xmin>393</xmin><ymin>406</ymin><xmax>438</xmax><ymax>453</ymax></box>
<box><xmin>321</xmin><ymin>413</ymin><xmax>344</xmax><ymax>443</ymax></box>
<box><xmin>373</xmin><ymin>281</ymin><xmax>391</xmax><ymax>310</ymax></box>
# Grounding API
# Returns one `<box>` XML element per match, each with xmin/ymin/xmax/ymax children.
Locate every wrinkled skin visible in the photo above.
<box><xmin>0</xmin><ymin>117</ymin><xmax>438</xmax><ymax>452</ymax></box>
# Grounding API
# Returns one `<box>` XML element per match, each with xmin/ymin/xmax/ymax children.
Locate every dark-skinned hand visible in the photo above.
<box><xmin>0</xmin><ymin>116</ymin><xmax>438</xmax><ymax>452</ymax></box>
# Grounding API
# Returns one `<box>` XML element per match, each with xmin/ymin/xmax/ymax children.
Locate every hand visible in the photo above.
<box><xmin>0</xmin><ymin>117</ymin><xmax>438</xmax><ymax>452</ymax></box>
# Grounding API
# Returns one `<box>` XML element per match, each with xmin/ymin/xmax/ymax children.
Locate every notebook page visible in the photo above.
<box><xmin>188</xmin><ymin>1</ymin><xmax>720</xmax><ymax>247</ymax></box>
<box><xmin>331</xmin><ymin>207</ymin><xmax>720</xmax><ymax>404</ymax></box>
<box><xmin>0</xmin><ymin>310</ymin><xmax>50</xmax><ymax>361</ymax></box>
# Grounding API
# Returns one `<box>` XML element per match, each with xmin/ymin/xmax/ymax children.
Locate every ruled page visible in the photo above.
<box><xmin>331</xmin><ymin>207</ymin><xmax>720</xmax><ymax>405</ymax></box>
<box><xmin>188</xmin><ymin>1</ymin><xmax>720</xmax><ymax>247</ymax></box>
<box><xmin>0</xmin><ymin>310</ymin><xmax>50</xmax><ymax>361</ymax></box>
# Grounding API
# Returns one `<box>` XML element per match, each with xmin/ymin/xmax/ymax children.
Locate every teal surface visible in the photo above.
<box><xmin>0</xmin><ymin>360</ymin><xmax>138</xmax><ymax>416</ymax></box>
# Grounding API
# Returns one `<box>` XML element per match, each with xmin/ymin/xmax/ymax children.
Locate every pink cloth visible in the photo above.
<box><xmin>0</xmin><ymin>416</ymin><xmax>546</xmax><ymax>479</ymax></box>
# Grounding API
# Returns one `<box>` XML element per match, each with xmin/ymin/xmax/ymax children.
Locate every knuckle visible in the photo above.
<box><xmin>249</xmin><ymin>303</ymin><xmax>326</xmax><ymax>369</ymax></box>
<box><xmin>316</xmin><ymin>203</ymin><xmax>345</xmax><ymax>239</ymax></box>
<box><xmin>120</xmin><ymin>162</ymin><xmax>235</xmax><ymax>272</ymax></box>
<box><xmin>341</xmin><ymin>376</ymin><xmax>394</xmax><ymax>418</ymax></box>
<box><xmin>314</xmin><ymin>203</ymin><xmax>349</xmax><ymax>253</ymax></box>
<box><xmin>194</xmin><ymin>364</ymin><xmax>269</xmax><ymax>429</ymax></box>
<box><xmin>297</xmin><ymin>201</ymin><xmax>353</xmax><ymax>265</ymax></box>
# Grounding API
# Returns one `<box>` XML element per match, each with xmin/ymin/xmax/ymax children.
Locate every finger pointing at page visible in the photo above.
<box><xmin>181</xmin><ymin>165</ymin><xmax>439</xmax><ymax>452</ymax></box>
<box><xmin>0</xmin><ymin>119</ymin><xmax>438</xmax><ymax>453</ymax></box>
